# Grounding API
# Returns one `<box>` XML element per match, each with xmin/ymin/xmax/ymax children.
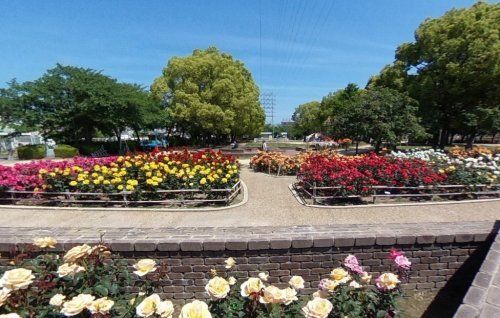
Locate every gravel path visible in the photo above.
<box><xmin>1</xmin><ymin>162</ymin><xmax>499</xmax><ymax>228</ymax></box>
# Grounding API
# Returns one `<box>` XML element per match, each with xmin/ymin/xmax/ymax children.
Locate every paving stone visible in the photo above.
<box><xmin>453</xmin><ymin>304</ymin><xmax>479</xmax><ymax>318</ymax></box>
<box><xmin>463</xmin><ymin>287</ymin><xmax>487</xmax><ymax>307</ymax></box>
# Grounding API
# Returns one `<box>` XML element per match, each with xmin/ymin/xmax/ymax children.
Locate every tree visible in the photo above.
<box><xmin>291</xmin><ymin>101</ymin><xmax>324</xmax><ymax>137</ymax></box>
<box><xmin>370</xmin><ymin>2</ymin><xmax>500</xmax><ymax>148</ymax></box>
<box><xmin>151</xmin><ymin>47</ymin><xmax>265</xmax><ymax>143</ymax></box>
<box><xmin>0</xmin><ymin>64</ymin><xmax>162</xmax><ymax>146</ymax></box>
<box><xmin>321</xmin><ymin>83</ymin><xmax>361</xmax><ymax>138</ymax></box>
<box><xmin>330</xmin><ymin>87</ymin><xmax>426</xmax><ymax>152</ymax></box>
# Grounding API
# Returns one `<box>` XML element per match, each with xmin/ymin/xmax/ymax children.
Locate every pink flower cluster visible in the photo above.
<box><xmin>0</xmin><ymin>157</ymin><xmax>115</xmax><ymax>191</ymax></box>
<box><xmin>343</xmin><ymin>254</ymin><xmax>365</xmax><ymax>275</ymax></box>
<box><xmin>390</xmin><ymin>249</ymin><xmax>412</xmax><ymax>270</ymax></box>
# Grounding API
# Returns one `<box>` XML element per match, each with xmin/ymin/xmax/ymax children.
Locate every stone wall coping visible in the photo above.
<box><xmin>1</xmin><ymin>221</ymin><xmax>497</xmax><ymax>252</ymax></box>
<box><xmin>454</xmin><ymin>229</ymin><xmax>500</xmax><ymax>318</ymax></box>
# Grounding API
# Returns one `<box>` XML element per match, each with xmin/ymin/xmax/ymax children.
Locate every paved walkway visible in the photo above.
<box><xmin>1</xmin><ymin>163</ymin><xmax>499</xmax><ymax>228</ymax></box>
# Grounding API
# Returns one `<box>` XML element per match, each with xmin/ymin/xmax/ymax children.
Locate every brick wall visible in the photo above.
<box><xmin>0</xmin><ymin>221</ymin><xmax>497</xmax><ymax>304</ymax></box>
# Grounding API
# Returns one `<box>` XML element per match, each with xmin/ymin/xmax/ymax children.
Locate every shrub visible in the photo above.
<box><xmin>16</xmin><ymin>145</ymin><xmax>46</xmax><ymax>160</ymax></box>
<box><xmin>0</xmin><ymin>237</ymin><xmax>410</xmax><ymax>318</ymax></box>
<box><xmin>54</xmin><ymin>144</ymin><xmax>79</xmax><ymax>158</ymax></box>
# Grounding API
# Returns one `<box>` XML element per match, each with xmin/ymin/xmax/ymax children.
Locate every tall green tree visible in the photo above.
<box><xmin>0</xmin><ymin>64</ymin><xmax>162</xmax><ymax>145</ymax></box>
<box><xmin>329</xmin><ymin>87</ymin><xmax>426</xmax><ymax>152</ymax></box>
<box><xmin>321</xmin><ymin>83</ymin><xmax>361</xmax><ymax>138</ymax></box>
<box><xmin>151</xmin><ymin>47</ymin><xmax>265</xmax><ymax>143</ymax></box>
<box><xmin>370</xmin><ymin>2</ymin><xmax>500</xmax><ymax>148</ymax></box>
<box><xmin>291</xmin><ymin>101</ymin><xmax>324</xmax><ymax>137</ymax></box>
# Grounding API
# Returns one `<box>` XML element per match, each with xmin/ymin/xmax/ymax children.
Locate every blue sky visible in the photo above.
<box><xmin>0</xmin><ymin>0</ymin><xmax>479</xmax><ymax>122</ymax></box>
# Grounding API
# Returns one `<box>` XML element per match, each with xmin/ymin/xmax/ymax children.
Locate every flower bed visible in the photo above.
<box><xmin>296</xmin><ymin>152</ymin><xmax>499</xmax><ymax>205</ymax></box>
<box><xmin>0</xmin><ymin>237</ymin><xmax>410</xmax><ymax>318</ymax></box>
<box><xmin>250</xmin><ymin>151</ymin><xmax>338</xmax><ymax>176</ymax></box>
<box><xmin>0</xmin><ymin>150</ymin><xmax>241</xmax><ymax>206</ymax></box>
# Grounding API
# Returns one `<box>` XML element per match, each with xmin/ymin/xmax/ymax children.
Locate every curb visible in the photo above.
<box><xmin>0</xmin><ymin>180</ymin><xmax>249</xmax><ymax>213</ymax></box>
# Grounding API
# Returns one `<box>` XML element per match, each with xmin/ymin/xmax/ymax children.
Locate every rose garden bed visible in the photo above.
<box><xmin>251</xmin><ymin>148</ymin><xmax>500</xmax><ymax>205</ymax></box>
<box><xmin>0</xmin><ymin>150</ymin><xmax>241</xmax><ymax>207</ymax></box>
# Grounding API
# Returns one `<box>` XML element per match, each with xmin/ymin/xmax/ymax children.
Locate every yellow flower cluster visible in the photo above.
<box><xmin>40</xmin><ymin>150</ymin><xmax>239</xmax><ymax>194</ymax></box>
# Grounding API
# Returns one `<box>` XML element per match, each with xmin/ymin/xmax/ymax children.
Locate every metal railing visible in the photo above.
<box><xmin>295</xmin><ymin>181</ymin><xmax>500</xmax><ymax>205</ymax></box>
<box><xmin>0</xmin><ymin>181</ymin><xmax>242</xmax><ymax>207</ymax></box>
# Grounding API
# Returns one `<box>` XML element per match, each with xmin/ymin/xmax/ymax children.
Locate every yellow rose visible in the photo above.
<box><xmin>0</xmin><ymin>268</ymin><xmax>35</xmax><ymax>290</ymax></box>
<box><xmin>200</xmin><ymin>178</ymin><xmax>207</xmax><ymax>185</ymax></box>
<box><xmin>330</xmin><ymin>267</ymin><xmax>350</xmax><ymax>284</ymax></box>
<box><xmin>0</xmin><ymin>288</ymin><xmax>10</xmax><ymax>307</ymax></box>
<box><xmin>179</xmin><ymin>300</ymin><xmax>212</xmax><ymax>318</ymax></box>
<box><xmin>57</xmin><ymin>263</ymin><xmax>85</xmax><ymax>278</ymax></box>
<box><xmin>88</xmin><ymin>297</ymin><xmax>114</xmax><ymax>314</ymax></box>
<box><xmin>240</xmin><ymin>277</ymin><xmax>264</xmax><ymax>297</ymax></box>
<box><xmin>63</xmin><ymin>244</ymin><xmax>92</xmax><ymax>264</ymax></box>
<box><xmin>302</xmin><ymin>298</ymin><xmax>333</xmax><ymax>318</ymax></box>
<box><xmin>33</xmin><ymin>236</ymin><xmax>57</xmax><ymax>249</ymax></box>
<box><xmin>49</xmin><ymin>294</ymin><xmax>66</xmax><ymax>307</ymax></box>
<box><xmin>376</xmin><ymin>273</ymin><xmax>400</xmax><ymax>291</ymax></box>
<box><xmin>205</xmin><ymin>277</ymin><xmax>230</xmax><ymax>300</ymax></box>
<box><xmin>289</xmin><ymin>275</ymin><xmax>305</xmax><ymax>289</ymax></box>
<box><xmin>117</xmin><ymin>184</ymin><xmax>124</xmax><ymax>190</ymax></box>
<box><xmin>60</xmin><ymin>294</ymin><xmax>95</xmax><ymax>316</ymax></box>
<box><xmin>69</xmin><ymin>181</ymin><xmax>77</xmax><ymax>186</ymax></box>
<box><xmin>133</xmin><ymin>259</ymin><xmax>157</xmax><ymax>277</ymax></box>
<box><xmin>228</xmin><ymin>277</ymin><xmax>237</xmax><ymax>285</ymax></box>
<box><xmin>224</xmin><ymin>257</ymin><xmax>236</xmax><ymax>269</ymax></box>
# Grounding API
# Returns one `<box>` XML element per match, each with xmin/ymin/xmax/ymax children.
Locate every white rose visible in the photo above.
<box><xmin>205</xmin><ymin>277</ymin><xmax>230</xmax><ymax>299</ymax></box>
<box><xmin>228</xmin><ymin>276</ymin><xmax>237</xmax><ymax>285</ymax></box>
<box><xmin>283</xmin><ymin>287</ymin><xmax>298</xmax><ymax>305</ymax></box>
<box><xmin>60</xmin><ymin>294</ymin><xmax>95</xmax><ymax>317</ymax></box>
<box><xmin>240</xmin><ymin>277</ymin><xmax>264</xmax><ymax>297</ymax></box>
<box><xmin>57</xmin><ymin>263</ymin><xmax>85</xmax><ymax>278</ymax></box>
<box><xmin>0</xmin><ymin>314</ymin><xmax>21</xmax><ymax>318</ymax></box>
<box><xmin>133</xmin><ymin>259</ymin><xmax>157</xmax><ymax>277</ymax></box>
<box><xmin>33</xmin><ymin>237</ymin><xmax>57</xmax><ymax>249</ymax></box>
<box><xmin>224</xmin><ymin>257</ymin><xmax>236</xmax><ymax>269</ymax></box>
<box><xmin>0</xmin><ymin>268</ymin><xmax>35</xmax><ymax>290</ymax></box>
<box><xmin>179</xmin><ymin>300</ymin><xmax>212</xmax><ymax>318</ymax></box>
<box><xmin>88</xmin><ymin>297</ymin><xmax>114</xmax><ymax>314</ymax></box>
<box><xmin>63</xmin><ymin>244</ymin><xmax>92</xmax><ymax>263</ymax></box>
<box><xmin>289</xmin><ymin>275</ymin><xmax>305</xmax><ymax>289</ymax></box>
<box><xmin>302</xmin><ymin>298</ymin><xmax>333</xmax><ymax>318</ymax></box>
<box><xmin>49</xmin><ymin>294</ymin><xmax>66</xmax><ymax>307</ymax></box>
<box><xmin>0</xmin><ymin>288</ymin><xmax>10</xmax><ymax>307</ymax></box>
<box><xmin>258</xmin><ymin>272</ymin><xmax>269</xmax><ymax>281</ymax></box>
<box><xmin>136</xmin><ymin>294</ymin><xmax>161</xmax><ymax>317</ymax></box>
<box><xmin>259</xmin><ymin>285</ymin><xmax>286</xmax><ymax>304</ymax></box>
<box><xmin>156</xmin><ymin>300</ymin><xmax>175</xmax><ymax>318</ymax></box>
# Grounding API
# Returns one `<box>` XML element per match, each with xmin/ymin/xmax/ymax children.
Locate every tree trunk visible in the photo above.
<box><xmin>465</xmin><ymin>133</ymin><xmax>476</xmax><ymax>149</ymax></box>
<box><xmin>114</xmin><ymin>129</ymin><xmax>122</xmax><ymax>155</ymax></box>
<box><xmin>491</xmin><ymin>133</ymin><xmax>497</xmax><ymax>143</ymax></box>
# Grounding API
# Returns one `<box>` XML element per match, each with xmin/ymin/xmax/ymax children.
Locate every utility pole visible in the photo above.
<box><xmin>260</xmin><ymin>91</ymin><xmax>275</xmax><ymax>138</ymax></box>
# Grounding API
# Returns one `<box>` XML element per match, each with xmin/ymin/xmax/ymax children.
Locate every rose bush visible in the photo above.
<box><xmin>298</xmin><ymin>153</ymin><xmax>447</xmax><ymax>196</ymax></box>
<box><xmin>0</xmin><ymin>150</ymin><xmax>239</xmax><ymax>203</ymax></box>
<box><xmin>0</xmin><ymin>238</ymin><xmax>409</xmax><ymax>318</ymax></box>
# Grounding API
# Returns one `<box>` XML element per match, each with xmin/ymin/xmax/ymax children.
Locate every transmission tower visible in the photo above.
<box><xmin>260</xmin><ymin>92</ymin><xmax>275</xmax><ymax>137</ymax></box>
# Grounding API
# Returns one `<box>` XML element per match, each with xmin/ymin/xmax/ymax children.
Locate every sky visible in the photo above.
<box><xmin>0</xmin><ymin>0</ymin><xmax>481</xmax><ymax>122</ymax></box>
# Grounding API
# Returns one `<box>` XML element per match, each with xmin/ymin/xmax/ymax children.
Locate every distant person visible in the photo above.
<box><xmin>262</xmin><ymin>141</ymin><xmax>268</xmax><ymax>152</ymax></box>
<box><xmin>230</xmin><ymin>140</ymin><xmax>238</xmax><ymax>149</ymax></box>
<box><xmin>6</xmin><ymin>138</ymin><xmax>18</xmax><ymax>160</ymax></box>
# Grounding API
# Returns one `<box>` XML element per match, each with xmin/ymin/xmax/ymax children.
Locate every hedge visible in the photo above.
<box><xmin>17</xmin><ymin>144</ymin><xmax>46</xmax><ymax>160</ymax></box>
<box><xmin>54</xmin><ymin>144</ymin><xmax>79</xmax><ymax>158</ymax></box>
